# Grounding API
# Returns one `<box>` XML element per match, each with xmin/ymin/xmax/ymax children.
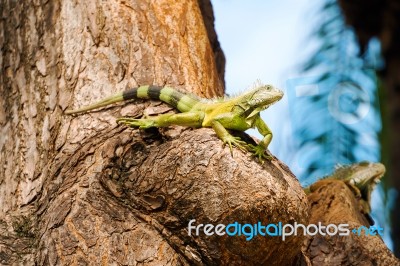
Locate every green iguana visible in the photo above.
<box><xmin>65</xmin><ymin>84</ymin><xmax>284</xmax><ymax>161</ymax></box>
<box><xmin>305</xmin><ymin>162</ymin><xmax>385</xmax><ymax>217</ymax></box>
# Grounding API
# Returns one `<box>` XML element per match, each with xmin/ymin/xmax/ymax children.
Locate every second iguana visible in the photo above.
<box><xmin>305</xmin><ymin>162</ymin><xmax>385</xmax><ymax>217</ymax></box>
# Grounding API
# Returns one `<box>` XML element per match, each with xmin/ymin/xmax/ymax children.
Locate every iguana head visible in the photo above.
<box><xmin>331</xmin><ymin>161</ymin><xmax>385</xmax><ymax>214</ymax></box>
<box><xmin>243</xmin><ymin>84</ymin><xmax>284</xmax><ymax>118</ymax></box>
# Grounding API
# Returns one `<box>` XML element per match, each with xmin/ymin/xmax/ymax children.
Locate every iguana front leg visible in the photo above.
<box><xmin>247</xmin><ymin>116</ymin><xmax>273</xmax><ymax>162</ymax></box>
<box><xmin>117</xmin><ymin>112</ymin><xmax>204</xmax><ymax>129</ymax></box>
<box><xmin>211</xmin><ymin>120</ymin><xmax>248</xmax><ymax>155</ymax></box>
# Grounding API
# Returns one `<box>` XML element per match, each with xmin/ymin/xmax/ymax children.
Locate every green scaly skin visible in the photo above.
<box><xmin>65</xmin><ymin>84</ymin><xmax>284</xmax><ymax>162</ymax></box>
<box><xmin>305</xmin><ymin>162</ymin><xmax>385</xmax><ymax>215</ymax></box>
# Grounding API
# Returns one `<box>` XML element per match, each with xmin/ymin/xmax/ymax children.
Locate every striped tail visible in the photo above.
<box><xmin>65</xmin><ymin>85</ymin><xmax>200</xmax><ymax>115</ymax></box>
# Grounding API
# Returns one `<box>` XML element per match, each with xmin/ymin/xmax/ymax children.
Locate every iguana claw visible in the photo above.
<box><xmin>222</xmin><ymin>135</ymin><xmax>248</xmax><ymax>155</ymax></box>
<box><xmin>247</xmin><ymin>144</ymin><xmax>272</xmax><ymax>163</ymax></box>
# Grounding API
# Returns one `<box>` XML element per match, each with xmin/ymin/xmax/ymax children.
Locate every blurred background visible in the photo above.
<box><xmin>212</xmin><ymin>0</ymin><xmax>400</xmax><ymax>255</ymax></box>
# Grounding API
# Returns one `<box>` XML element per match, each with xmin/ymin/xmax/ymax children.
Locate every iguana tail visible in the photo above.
<box><xmin>65</xmin><ymin>85</ymin><xmax>200</xmax><ymax>114</ymax></box>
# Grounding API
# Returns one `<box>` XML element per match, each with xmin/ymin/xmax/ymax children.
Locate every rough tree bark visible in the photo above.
<box><xmin>0</xmin><ymin>0</ymin><xmax>308</xmax><ymax>265</ymax></box>
<box><xmin>303</xmin><ymin>179</ymin><xmax>399</xmax><ymax>265</ymax></box>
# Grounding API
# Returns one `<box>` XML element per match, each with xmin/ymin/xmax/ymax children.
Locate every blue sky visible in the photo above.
<box><xmin>212</xmin><ymin>0</ymin><xmax>318</xmax><ymax>173</ymax></box>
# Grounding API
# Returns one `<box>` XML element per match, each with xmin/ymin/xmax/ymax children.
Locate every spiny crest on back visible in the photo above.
<box><xmin>330</xmin><ymin>164</ymin><xmax>355</xmax><ymax>180</ymax></box>
<box><xmin>223</xmin><ymin>81</ymin><xmax>283</xmax><ymax>103</ymax></box>
<box><xmin>230</xmin><ymin>80</ymin><xmax>268</xmax><ymax>97</ymax></box>
<box><xmin>204</xmin><ymin>81</ymin><xmax>283</xmax><ymax>104</ymax></box>
<box><xmin>250</xmin><ymin>79</ymin><xmax>265</xmax><ymax>90</ymax></box>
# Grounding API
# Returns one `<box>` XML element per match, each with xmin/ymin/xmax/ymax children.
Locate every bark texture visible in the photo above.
<box><xmin>0</xmin><ymin>0</ymin><xmax>308</xmax><ymax>265</ymax></box>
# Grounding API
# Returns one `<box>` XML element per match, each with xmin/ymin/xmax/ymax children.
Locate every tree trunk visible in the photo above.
<box><xmin>0</xmin><ymin>0</ymin><xmax>308</xmax><ymax>265</ymax></box>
